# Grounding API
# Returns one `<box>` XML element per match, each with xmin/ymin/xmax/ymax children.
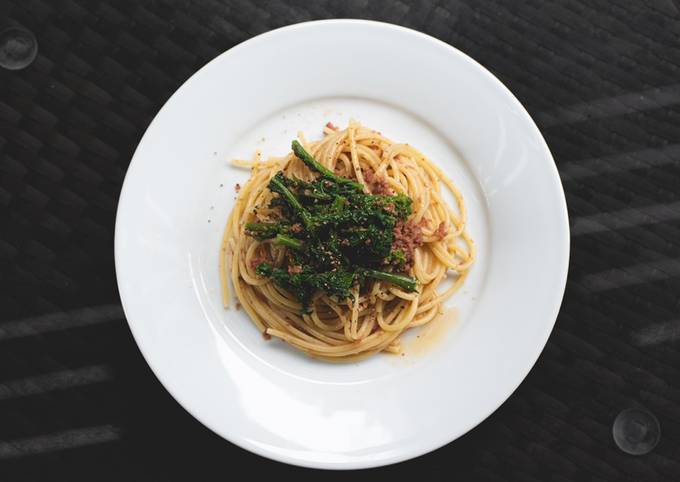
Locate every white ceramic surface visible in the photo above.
<box><xmin>115</xmin><ymin>20</ymin><xmax>569</xmax><ymax>469</ymax></box>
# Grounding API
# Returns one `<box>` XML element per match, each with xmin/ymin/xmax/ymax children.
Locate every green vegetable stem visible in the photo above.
<box><xmin>246</xmin><ymin>138</ymin><xmax>419</xmax><ymax>311</ymax></box>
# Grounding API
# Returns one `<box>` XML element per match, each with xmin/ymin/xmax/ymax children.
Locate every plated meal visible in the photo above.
<box><xmin>220</xmin><ymin>122</ymin><xmax>475</xmax><ymax>360</ymax></box>
<box><xmin>115</xmin><ymin>20</ymin><xmax>569</xmax><ymax>469</ymax></box>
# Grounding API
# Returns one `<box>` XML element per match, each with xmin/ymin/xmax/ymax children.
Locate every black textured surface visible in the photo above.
<box><xmin>1</xmin><ymin>0</ymin><xmax>680</xmax><ymax>480</ymax></box>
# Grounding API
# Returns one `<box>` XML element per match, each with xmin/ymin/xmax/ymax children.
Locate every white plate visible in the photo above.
<box><xmin>115</xmin><ymin>20</ymin><xmax>569</xmax><ymax>469</ymax></box>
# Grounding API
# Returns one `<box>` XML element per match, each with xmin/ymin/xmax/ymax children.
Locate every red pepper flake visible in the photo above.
<box><xmin>288</xmin><ymin>265</ymin><xmax>302</xmax><ymax>274</ymax></box>
<box><xmin>235</xmin><ymin>183</ymin><xmax>241</xmax><ymax>192</ymax></box>
<box><xmin>326</xmin><ymin>121</ymin><xmax>338</xmax><ymax>131</ymax></box>
<box><xmin>262</xmin><ymin>332</ymin><xmax>271</xmax><ymax>340</ymax></box>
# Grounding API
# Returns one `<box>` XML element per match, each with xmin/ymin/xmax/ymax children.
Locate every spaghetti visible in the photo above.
<box><xmin>220</xmin><ymin>121</ymin><xmax>474</xmax><ymax>361</ymax></box>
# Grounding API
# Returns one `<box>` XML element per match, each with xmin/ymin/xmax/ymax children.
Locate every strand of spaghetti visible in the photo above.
<box><xmin>357</xmin><ymin>312</ymin><xmax>376</xmax><ymax>339</ymax></box>
<box><xmin>349</xmin><ymin>286</ymin><xmax>361</xmax><ymax>340</ymax></box>
<box><xmin>377</xmin><ymin>298</ymin><xmax>419</xmax><ymax>332</ymax></box>
<box><xmin>417</xmin><ymin>271</ymin><xmax>469</xmax><ymax>314</ymax></box>
<box><xmin>347</xmin><ymin>123</ymin><xmax>366</xmax><ymax>190</ymax></box>
<box><xmin>266</xmin><ymin>327</ymin><xmax>401</xmax><ymax>357</ymax></box>
<box><xmin>308</xmin><ymin>298</ymin><xmax>346</xmax><ymax>331</ymax></box>
<box><xmin>355</xmin><ymin>144</ymin><xmax>381</xmax><ymax>171</ymax></box>
<box><xmin>219</xmin><ymin>225</ymin><xmax>231</xmax><ymax>308</ymax></box>
<box><xmin>258</xmin><ymin>283</ymin><xmax>302</xmax><ymax>312</ymax></box>
<box><xmin>409</xmin><ymin>303</ymin><xmax>441</xmax><ymax>327</ymax></box>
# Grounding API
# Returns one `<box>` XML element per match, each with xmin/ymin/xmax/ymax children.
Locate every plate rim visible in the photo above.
<box><xmin>114</xmin><ymin>18</ymin><xmax>570</xmax><ymax>469</ymax></box>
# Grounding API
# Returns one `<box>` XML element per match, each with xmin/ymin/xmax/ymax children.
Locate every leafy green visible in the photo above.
<box><xmin>247</xmin><ymin>140</ymin><xmax>419</xmax><ymax>310</ymax></box>
<box><xmin>386</xmin><ymin>249</ymin><xmax>407</xmax><ymax>267</ymax></box>
<box><xmin>244</xmin><ymin>222</ymin><xmax>287</xmax><ymax>240</ymax></box>
<box><xmin>291</xmin><ymin>140</ymin><xmax>364</xmax><ymax>192</ymax></box>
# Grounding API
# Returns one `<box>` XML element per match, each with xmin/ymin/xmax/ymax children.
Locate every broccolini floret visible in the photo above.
<box><xmin>247</xmin><ymin>140</ymin><xmax>418</xmax><ymax>310</ymax></box>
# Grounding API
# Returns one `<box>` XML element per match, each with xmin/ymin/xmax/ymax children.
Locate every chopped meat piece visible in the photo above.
<box><xmin>435</xmin><ymin>221</ymin><xmax>448</xmax><ymax>240</ymax></box>
<box><xmin>290</xmin><ymin>223</ymin><xmax>303</xmax><ymax>234</ymax></box>
<box><xmin>391</xmin><ymin>219</ymin><xmax>424</xmax><ymax>271</ymax></box>
<box><xmin>288</xmin><ymin>265</ymin><xmax>302</xmax><ymax>274</ymax></box>
<box><xmin>250</xmin><ymin>248</ymin><xmax>271</xmax><ymax>269</ymax></box>
<box><xmin>362</xmin><ymin>167</ymin><xmax>393</xmax><ymax>195</ymax></box>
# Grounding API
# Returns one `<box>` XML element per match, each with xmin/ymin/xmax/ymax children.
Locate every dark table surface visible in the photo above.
<box><xmin>1</xmin><ymin>1</ymin><xmax>680</xmax><ymax>480</ymax></box>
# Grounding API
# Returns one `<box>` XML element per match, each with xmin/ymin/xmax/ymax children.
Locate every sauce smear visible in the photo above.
<box><xmin>404</xmin><ymin>307</ymin><xmax>459</xmax><ymax>357</ymax></box>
